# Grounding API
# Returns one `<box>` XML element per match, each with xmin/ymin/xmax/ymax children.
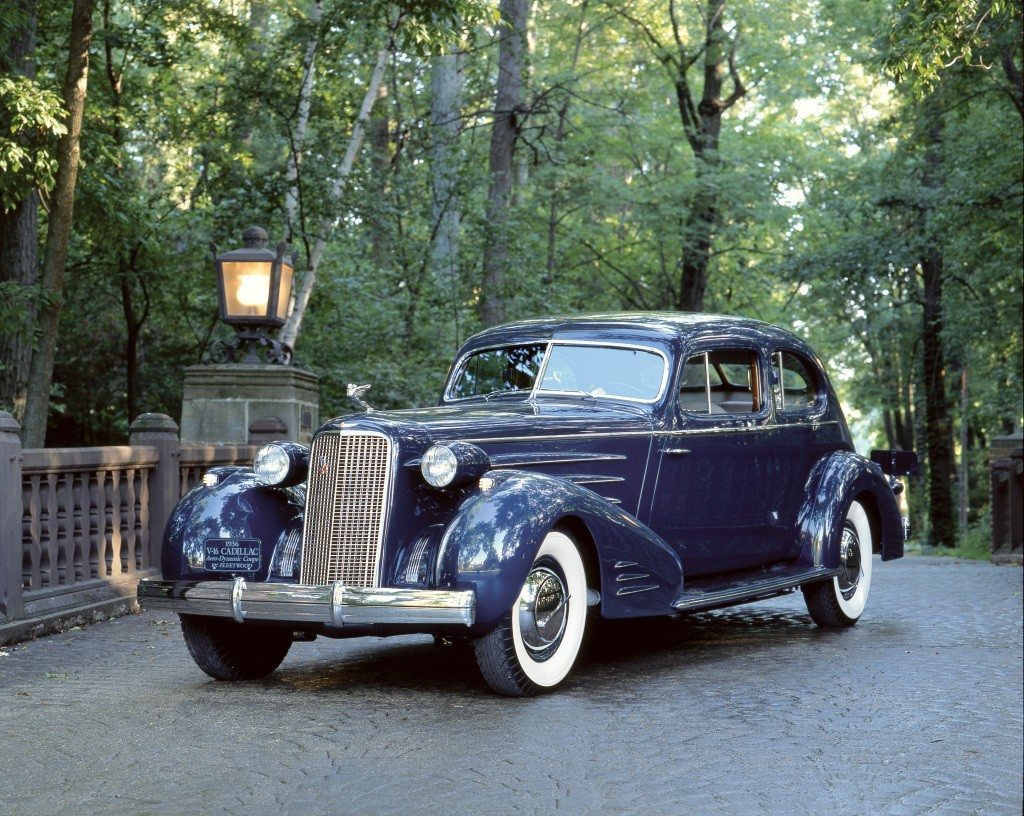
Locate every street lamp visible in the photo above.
<box><xmin>208</xmin><ymin>226</ymin><xmax>294</xmax><ymax>365</ymax></box>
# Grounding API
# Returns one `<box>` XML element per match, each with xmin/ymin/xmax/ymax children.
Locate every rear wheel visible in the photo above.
<box><xmin>180</xmin><ymin>614</ymin><xmax>292</xmax><ymax>681</ymax></box>
<box><xmin>802</xmin><ymin>500</ymin><xmax>873</xmax><ymax>628</ymax></box>
<box><xmin>474</xmin><ymin>530</ymin><xmax>588</xmax><ymax>696</ymax></box>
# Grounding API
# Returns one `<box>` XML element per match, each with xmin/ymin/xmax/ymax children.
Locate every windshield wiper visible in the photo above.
<box><xmin>478</xmin><ymin>389</ymin><xmax>529</xmax><ymax>402</ymax></box>
<box><xmin>535</xmin><ymin>388</ymin><xmax>598</xmax><ymax>401</ymax></box>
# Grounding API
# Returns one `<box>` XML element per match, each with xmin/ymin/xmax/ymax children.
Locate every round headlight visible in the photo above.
<box><xmin>420</xmin><ymin>441</ymin><xmax>490</xmax><ymax>489</ymax></box>
<box><xmin>254</xmin><ymin>441</ymin><xmax>309</xmax><ymax>487</ymax></box>
<box><xmin>421</xmin><ymin>444</ymin><xmax>459</xmax><ymax>488</ymax></box>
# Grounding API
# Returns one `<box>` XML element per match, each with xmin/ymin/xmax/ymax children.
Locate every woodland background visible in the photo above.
<box><xmin>1</xmin><ymin>0</ymin><xmax>1021</xmax><ymax>548</ymax></box>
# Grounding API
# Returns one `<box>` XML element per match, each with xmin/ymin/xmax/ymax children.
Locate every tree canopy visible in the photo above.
<box><xmin>1</xmin><ymin>0</ymin><xmax>1021</xmax><ymax>545</ymax></box>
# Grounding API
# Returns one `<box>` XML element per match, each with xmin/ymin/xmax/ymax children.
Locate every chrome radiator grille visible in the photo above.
<box><xmin>300</xmin><ymin>431</ymin><xmax>393</xmax><ymax>587</ymax></box>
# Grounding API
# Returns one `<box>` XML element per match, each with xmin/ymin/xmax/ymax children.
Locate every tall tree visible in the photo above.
<box><xmin>918</xmin><ymin>102</ymin><xmax>956</xmax><ymax>547</ymax></box>
<box><xmin>284</xmin><ymin>0</ymin><xmax>324</xmax><ymax>244</ymax></box>
<box><xmin>618</xmin><ymin>0</ymin><xmax>746</xmax><ymax>312</ymax></box>
<box><xmin>0</xmin><ymin>0</ymin><xmax>39</xmax><ymax>421</ymax></box>
<box><xmin>478</xmin><ymin>0</ymin><xmax>533</xmax><ymax>327</ymax></box>
<box><xmin>21</xmin><ymin>0</ymin><xmax>94</xmax><ymax>447</ymax></box>
<box><xmin>429</xmin><ymin>43</ymin><xmax>464</xmax><ymax>307</ymax></box>
<box><xmin>280</xmin><ymin>11</ymin><xmax>403</xmax><ymax>349</ymax></box>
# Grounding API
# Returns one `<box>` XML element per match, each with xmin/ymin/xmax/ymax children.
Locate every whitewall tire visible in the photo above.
<box><xmin>474</xmin><ymin>530</ymin><xmax>588</xmax><ymax>696</ymax></box>
<box><xmin>802</xmin><ymin>500</ymin><xmax>873</xmax><ymax>627</ymax></box>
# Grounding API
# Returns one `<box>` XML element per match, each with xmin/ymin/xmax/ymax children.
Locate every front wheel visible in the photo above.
<box><xmin>180</xmin><ymin>614</ymin><xmax>292</xmax><ymax>680</ymax></box>
<box><xmin>474</xmin><ymin>530</ymin><xmax>589</xmax><ymax>696</ymax></box>
<box><xmin>802</xmin><ymin>500</ymin><xmax>874</xmax><ymax>627</ymax></box>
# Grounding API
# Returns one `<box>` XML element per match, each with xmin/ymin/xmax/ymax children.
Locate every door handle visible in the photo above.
<box><xmin>664</xmin><ymin>448</ymin><xmax>692</xmax><ymax>456</ymax></box>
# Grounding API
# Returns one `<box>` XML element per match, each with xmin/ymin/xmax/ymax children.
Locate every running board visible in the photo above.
<box><xmin>672</xmin><ymin>564</ymin><xmax>840</xmax><ymax>612</ymax></box>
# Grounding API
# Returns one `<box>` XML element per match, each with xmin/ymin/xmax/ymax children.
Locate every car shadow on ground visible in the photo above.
<box><xmin>231</xmin><ymin>604</ymin><xmax>832</xmax><ymax>698</ymax></box>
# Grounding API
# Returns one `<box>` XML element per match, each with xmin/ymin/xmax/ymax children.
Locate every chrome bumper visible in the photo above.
<box><xmin>137</xmin><ymin>578</ymin><xmax>475</xmax><ymax>627</ymax></box>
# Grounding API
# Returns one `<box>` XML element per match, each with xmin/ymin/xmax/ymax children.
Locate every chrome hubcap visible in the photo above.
<box><xmin>837</xmin><ymin>525</ymin><xmax>862</xmax><ymax>600</ymax></box>
<box><xmin>517</xmin><ymin>566</ymin><xmax>570</xmax><ymax>653</ymax></box>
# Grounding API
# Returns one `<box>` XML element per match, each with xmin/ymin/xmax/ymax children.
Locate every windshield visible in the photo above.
<box><xmin>538</xmin><ymin>345</ymin><xmax>666</xmax><ymax>401</ymax></box>
<box><xmin>448</xmin><ymin>342</ymin><xmax>666</xmax><ymax>402</ymax></box>
<box><xmin>447</xmin><ymin>344</ymin><xmax>547</xmax><ymax>400</ymax></box>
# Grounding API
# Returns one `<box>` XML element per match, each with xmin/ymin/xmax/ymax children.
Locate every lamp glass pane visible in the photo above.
<box><xmin>221</xmin><ymin>260</ymin><xmax>271</xmax><ymax>318</ymax></box>
<box><xmin>273</xmin><ymin>263</ymin><xmax>294</xmax><ymax>320</ymax></box>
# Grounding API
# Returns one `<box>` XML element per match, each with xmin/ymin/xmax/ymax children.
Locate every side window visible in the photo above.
<box><xmin>679</xmin><ymin>349</ymin><xmax>764</xmax><ymax>415</ymax></box>
<box><xmin>771</xmin><ymin>351</ymin><xmax>820</xmax><ymax>412</ymax></box>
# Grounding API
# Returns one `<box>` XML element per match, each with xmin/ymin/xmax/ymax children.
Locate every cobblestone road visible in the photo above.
<box><xmin>1</xmin><ymin>556</ymin><xmax>1021</xmax><ymax>816</ymax></box>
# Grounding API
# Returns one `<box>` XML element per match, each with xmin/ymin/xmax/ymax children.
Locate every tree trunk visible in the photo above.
<box><xmin>1001</xmin><ymin>46</ymin><xmax>1023</xmax><ymax>120</ymax></box>
<box><xmin>0</xmin><ymin>0</ymin><xmax>39</xmax><ymax>421</ymax></box>
<box><xmin>367</xmin><ymin>82</ymin><xmax>392</xmax><ymax>271</ymax></box>
<box><xmin>666</xmin><ymin>0</ymin><xmax>745</xmax><ymax>312</ymax></box>
<box><xmin>919</xmin><ymin>108</ymin><xmax>956</xmax><ymax>547</ymax></box>
<box><xmin>21</xmin><ymin>0</ymin><xmax>93</xmax><ymax>448</ymax></box>
<box><xmin>957</xmin><ymin>364</ymin><xmax>969</xmax><ymax>533</ymax></box>
<box><xmin>478</xmin><ymin>0</ymin><xmax>532</xmax><ymax>328</ymax></box>
<box><xmin>284</xmin><ymin>0</ymin><xmax>323</xmax><ymax>249</ymax></box>
<box><xmin>921</xmin><ymin>244</ymin><xmax>956</xmax><ymax>546</ymax></box>
<box><xmin>429</xmin><ymin>46</ymin><xmax>464</xmax><ymax>298</ymax></box>
<box><xmin>103</xmin><ymin>0</ymin><xmax>147</xmax><ymax>426</ymax></box>
<box><xmin>544</xmin><ymin>0</ymin><xmax>588</xmax><ymax>286</ymax></box>
<box><xmin>280</xmin><ymin>14</ymin><xmax>401</xmax><ymax>350</ymax></box>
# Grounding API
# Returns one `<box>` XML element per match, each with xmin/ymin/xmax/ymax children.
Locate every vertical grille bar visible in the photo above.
<box><xmin>300</xmin><ymin>431</ymin><xmax>392</xmax><ymax>587</ymax></box>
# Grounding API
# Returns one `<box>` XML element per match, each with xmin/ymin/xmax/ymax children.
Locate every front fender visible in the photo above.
<box><xmin>435</xmin><ymin>470</ymin><xmax>683</xmax><ymax>633</ymax></box>
<box><xmin>796</xmin><ymin>451</ymin><xmax>905</xmax><ymax>570</ymax></box>
<box><xmin>161</xmin><ymin>467</ymin><xmax>302</xmax><ymax>582</ymax></box>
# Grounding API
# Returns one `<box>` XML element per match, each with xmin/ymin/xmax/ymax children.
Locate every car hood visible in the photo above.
<box><xmin>315</xmin><ymin>398</ymin><xmax>654</xmax><ymax>447</ymax></box>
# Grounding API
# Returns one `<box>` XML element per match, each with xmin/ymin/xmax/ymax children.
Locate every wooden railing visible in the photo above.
<box><xmin>0</xmin><ymin>412</ymin><xmax>255</xmax><ymax>642</ymax></box>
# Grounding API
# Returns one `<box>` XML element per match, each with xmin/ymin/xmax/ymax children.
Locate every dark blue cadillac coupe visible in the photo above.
<box><xmin>139</xmin><ymin>313</ymin><xmax>909</xmax><ymax>695</ymax></box>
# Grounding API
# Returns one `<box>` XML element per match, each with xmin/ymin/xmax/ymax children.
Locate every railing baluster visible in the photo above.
<box><xmin>5</xmin><ymin>428</ymin><xmax>258</xmax><ymax>632</ymax></box>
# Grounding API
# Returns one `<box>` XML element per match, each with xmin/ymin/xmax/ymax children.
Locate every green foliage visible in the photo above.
<box><xmin>886</xmin><ymin>0</ymin><xmax>1021</xmax><ymax>91</ymax></box>
<box><xmin>0</xmin><ymin>74</ymin><xmax>66</xmax><ymax>211</ymax></box>
<box><xmin>2</xmin><ymin>0</ymin><xmax>1020</xmax><ymax>540</ymax></box>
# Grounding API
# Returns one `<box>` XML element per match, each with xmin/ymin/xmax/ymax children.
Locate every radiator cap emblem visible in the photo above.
<box><xmin>347</xmin><ymin>383</ymin><xmax>373</xmax><ymax>413</ymax></box>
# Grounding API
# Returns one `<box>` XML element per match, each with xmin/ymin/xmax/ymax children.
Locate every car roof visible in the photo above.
<box><xmin>464</xmin><ymin>311</ymin><xmax>812</xmax><ymax>353</ymax></box>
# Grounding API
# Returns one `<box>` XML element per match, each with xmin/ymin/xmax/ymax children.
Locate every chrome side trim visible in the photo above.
<box><xmin>489</xmin><ymin>452</ymin><xmax>628</xmax><ymax>467</ymax></box>
<box><xmin>449</xmin><ymin>421</ymin><xmax>839</xmax><ymax>445</ymax></box>
<box><xmin>138</xmin><ymin>579</ymin><xmax>476</xmax><ymax>627</ymax></box>
<box><xmin>616</xmin><ymin>584</ymin><xmax>659</xmax><ymax>596</ymax></box>
<box><xmin>402</xmin><ymin>452</ymin><xmax>629</xmax><ymax>470</ymax></box>
<box><xmin>563</xmin><ymin>474</ymin><xmax>626</xmax><ymax>486</ymax></box>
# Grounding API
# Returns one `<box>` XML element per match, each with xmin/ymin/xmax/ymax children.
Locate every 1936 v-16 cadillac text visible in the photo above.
<box><xmin>139</xmin><ymin>313</ymin><xmax>912</xmax><ymax>696</ymax></box>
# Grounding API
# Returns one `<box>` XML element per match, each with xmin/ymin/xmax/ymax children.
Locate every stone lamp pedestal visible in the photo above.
<box><xmin>180</xmin><ymin>364</ymin><xmax>319</xmax><ymax>445</ymax></box>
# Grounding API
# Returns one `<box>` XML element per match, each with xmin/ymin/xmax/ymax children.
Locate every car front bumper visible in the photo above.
<box><xmin>137</xmin><ymin>578</ymin><xmax>476</xmax><ymax>628</ymax></box>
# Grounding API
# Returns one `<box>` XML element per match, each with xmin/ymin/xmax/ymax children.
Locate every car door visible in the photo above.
<box><xmin>765</xmin><ymin>348</ymin><xmax>831</xmax><ymax>561</ymax></box>
<box><xmin>648</xmin><ymin>345</ymin><xmax>777</xmax><ymax>577</ymax></box>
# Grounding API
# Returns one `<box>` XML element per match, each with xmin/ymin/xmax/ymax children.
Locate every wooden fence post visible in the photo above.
<box><xmin>0</xmin><ymin>411</ymin><xmax>24</xmax><ymax>622</ymax></box>
<box><xmin>129</xmin><ymin>413</ymin><xmax>179</xmax><ymax>572</ymax></box>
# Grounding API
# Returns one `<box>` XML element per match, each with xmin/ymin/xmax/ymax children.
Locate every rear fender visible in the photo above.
<box><xmin>435</xmin><ymin>470</ymin><xmax>682</xmax><ymax>633</ymax></box>
<box><xmin>796</xmin><ymin>451</ymin><xmax>905</xmax><ymax>569</ymax></box>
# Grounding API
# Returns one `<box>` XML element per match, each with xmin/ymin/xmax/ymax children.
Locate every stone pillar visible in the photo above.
<box><xmin>0</xmin><ymin>411</ymin><xmax>24</xmax><ymax>621</ymax></box>
<box><xmin>179</xmin><ymin>364</ymin><xmax>319</xmax><ymax>446</ymax></box>
<box><xmin>129</xmin><ymin>413</ymin><xmax>180</xmax><ymax>571</ymax></box>
<box><xmin>248</xmin><ymin>416</ymin><xmax>288</xmax><ymax>446</ymax></box>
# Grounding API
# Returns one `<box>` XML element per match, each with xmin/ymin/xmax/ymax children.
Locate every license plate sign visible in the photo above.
<box><xmin>204</xmin><ymin>539</ymin><xmax>261</xmax><ymax>573</ymax></box>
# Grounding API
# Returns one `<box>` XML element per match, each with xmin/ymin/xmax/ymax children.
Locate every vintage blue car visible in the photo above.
<box><xmin>138</xmin><ymin>313</ymin><xmax>909</xmax><ymax>695</ymax></box>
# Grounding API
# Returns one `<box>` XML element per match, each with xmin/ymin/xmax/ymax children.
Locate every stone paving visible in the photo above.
<box><xmin>0</xmin><ymin>556</ymin><xmax>1021</xmax><ymax>816</ymax></box>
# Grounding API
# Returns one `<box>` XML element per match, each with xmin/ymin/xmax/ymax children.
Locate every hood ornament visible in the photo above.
<box><xmin>347</xmin><ymin>383</ymin><xmax>374</xmax><ymax>413</ymax></box>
